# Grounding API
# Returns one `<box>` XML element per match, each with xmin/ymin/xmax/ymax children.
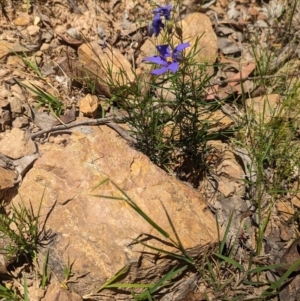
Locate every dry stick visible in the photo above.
<box><xmin>30</xmin><ymin>116</ymin><xmax>136</xmax><ymax>144</ymax></box>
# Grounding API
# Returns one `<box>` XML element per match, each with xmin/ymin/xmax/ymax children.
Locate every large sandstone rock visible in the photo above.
<box><xmin>78</xmin><ymin>42</ymin><xmax>135</xmax><ymax>97</ymax></box>
<box><xmin>13</xmin><ymin>126</ymin><xmax>218</xmax><ymax>298</ymax></box>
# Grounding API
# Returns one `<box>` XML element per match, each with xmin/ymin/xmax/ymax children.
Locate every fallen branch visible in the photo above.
<box><xmin>30</xmin><ymin>116</ymin><xmax>136</xmax><ymax>144</ymax></box>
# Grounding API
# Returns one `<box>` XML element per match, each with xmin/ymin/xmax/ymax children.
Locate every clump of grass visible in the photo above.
<box><xmin>0</xmin><ymin>283</ymin><xmax>22</xmax><ymax>301</ymax></box>
<box><xmin>87</xmin><ymin>178</ymin><xmax>300</xmax><ymax>300</ymax></box>
<box><xmin>21</xmin><ymin>52</ymin><xmax>43</xmax><ymax>78</ymax></box>
<box><xmin>234</xmin><ymin>66</ymin><xmax>300</xmax><ymax>255</ymax></box>
<box><xmin>15</xmin><ymin>80</ymin><xmax>63</xmax><ymax>117</ymax></box>
<box><xmin>0</xmin><ymin>194</ymin><xmax>43</xmax><ymax>263</ymax></box>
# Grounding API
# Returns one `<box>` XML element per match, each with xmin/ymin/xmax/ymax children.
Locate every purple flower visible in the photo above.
<box><xmin>148</xmin><ymin>4</ymin><xmax>173</xmax><ymax>37</ymax></box>
<box><xmin>142</xmin><ymin>43</ymin><xmax>190</xmax><ymax>75</ymax></box>
<box><xmin>153</xmin><ymin>4</ymin><xmax>173</xmax><ymax>20</ymax></box>
<box><xmin>149</xmin><ymin>13</ymin><xmax>164</xmax><ymax>37</ymax></box>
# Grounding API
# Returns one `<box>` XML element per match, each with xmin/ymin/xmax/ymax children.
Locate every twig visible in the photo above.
<box><xmin>30</xmin><ymin>116</ymin><xmax>134</xmax><ymax>143</ymax></box>
<box><xmin>106</xmin><ymin>122</ymin><xmax>136</xmax><ymax>144</ymax></box>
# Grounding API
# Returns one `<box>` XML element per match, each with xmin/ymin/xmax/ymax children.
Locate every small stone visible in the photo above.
<box><xmin>34</xmin><ymin>16</ymin><xmax>41</xmax><ymax>25</ymax></box>
<box><xmin>0</xmin><ymin>128</ymin><xmax>36</xmax><ymax>159</ymax></box>
<box><xmin>8</xmin><ymin>96</ymin><xmax>23</xmax><ymax>115</ymax></box>
<box><xmin>35</xmin><ymin>56</ymin><xmax>42</xmax><ymax>65</ymax></box>
<box><xmin>20</xmin><ymin>80</ymin><xmax>44</xmax><ymax>96</ymax></box>
<box><xmin>279</xmin><ymin>223</ymin><xmax>294</xmax><ymax>242</ymax></box>
<box><xmin>12</xmin><ymin>117</ymin><xmax>29</xmax><ymax>128</ymax></box>
<box><xmin>79</xmin><ymin>94</ymin><xmax>99</xmax><ymax>117</ymax></box>
<box><xmin>6</xmin><ymin>56</ymin><xmax>25</xmax><ymax>67</ymax></box>
<box><xmin>0</xmin><ymin>110</ymin><xmax>12</xmax><ymax>131</ymax></box>
<box><xmin>0</xmin><ymin>41</ymin><xmax>29</xmax><ymax>59</ymax></box>
<box><xmin>291</xmin><ymin>195</ymin><xmax>300</xmax><ymax>209</ymax></box>
<box><xmin>40</xmin><ymin>43</ymin><xmax>50</xmax><ymax>51</ymax></box>
<box><xmin>35</xmin><ymin>51</ymin><xmax>43</xmax><ymax>57</ymax></box>
<box><xmin>0</xmin><ymin>167</ymin><xmax>16</xmax><ymax>190</ymax></box>
<box><xmin>27</xmin><ymin>25</ymin><xmax>40</xmax><ymax>36</ymax></box>
<box><xmin>276</xmin><ymin>201</ymin><xmax>294</xmax><ymax>221</ymax></box>
<box><xmin>13</xmin><ymin>15</ymin><xmax>31</xmax><ymax>26</ymax></box>
<box><xmin>199</xmin><ymin>110</ymin><xmax>234</xmax><ymax>132</ymax></box>
<box><xmin>217</xmin><ymin>177</ymin><xmax>235</xmax><ymax>197</ymax></box>
<box><xmin>245</xmin><ymin>94</ymin><xmax>281</xmax><ymax>124</ymax></box>
<box><xmin>10</xmin><ymin>84</ymin><xmax>23</xmax><ymax>95</ymax></box>
<box><xmin>0</xmin><ymin>69</ymin><xmax>9</xmax><ymax>78</ymax></box>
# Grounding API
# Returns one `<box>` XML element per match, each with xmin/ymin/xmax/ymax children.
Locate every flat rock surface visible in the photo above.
<box><xmin>0</xmin><ymin>128</ymin><xmax>37</xmax><ymax>159</ymax></box>
<box><xmin>13</xmin><ymin>126</ymin><xmax>218</xmax><ymax>297</ymax></box>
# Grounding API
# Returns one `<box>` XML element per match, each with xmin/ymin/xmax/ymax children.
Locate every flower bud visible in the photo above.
<box><xmin>166</xmin><ymin>20</ymin><xmax>173</xmax><ymax>34</ymax></box>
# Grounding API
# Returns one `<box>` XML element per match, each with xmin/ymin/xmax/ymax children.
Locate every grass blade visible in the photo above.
<box><xmin>134</xmin><ymin>239</ymin><xmax>194</xmax><ymax>264</ymax></box>
<box><xmin>97</xmin><ymin>264</ymin><xmax>130</xmax><ymax>292</ymax></box>
<box><xmin>214</xmin><ymin>253</ymin><xmax>245</xmax><ymax>271</ymax></box>
<box><xmin>262</xmin><ymin>258</ymin><xmax>300</xmax><ymax>296</ymax></box>
<box><xmin>93</xmin><ymin>179</ymin><xmax>170</xmax><ymax>239</ymax></box>
<box><xmin>135</xmin><ymin>265</ymin><xmax>187</xmax><ymax>300</ymax></box>
<box><xmin>218</xmin><ymin>211</ymin><xmax>234</xmax><ymax>255</ymax></box>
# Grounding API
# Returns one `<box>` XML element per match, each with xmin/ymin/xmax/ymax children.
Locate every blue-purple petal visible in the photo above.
<box><xmin>153</xmin><ymin>5</ymin><xmax>173</xmax><ymax>20</ymax></box>
<box><xmin>156</xmin><ymin>44</ymin><xmax>170</xmax><ymax>58</ymax></box>
<box><xmin>142</xmin><ymin>55</ymin><xmax>167</xmax><ymax>65</ymax></box>
<box><xmin>151</xmin><ymin>66</ymin><xmax>169</xmax><ymax>75</ymax></box>
<box><xmin>161</xmin><ymin>5</ymin><xmax>172</xmax><ymax>19</ymax></box>
<box><xmin>151</xmin><ymin>13</ymin><xmax>164</xmax><ymax>37</ymax></box>
<box><xmin>167</xmin><ymin>62</ymin><xmax>179</xmax><ymax>73</ymax></box>
<box><xmin>173</xmin><ymin>43</ymin><xmax>190</xmax><ymax>54</ymax></box>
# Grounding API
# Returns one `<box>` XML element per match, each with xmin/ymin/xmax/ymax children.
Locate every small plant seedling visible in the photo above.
<box><xmin>0</xmin><ymin>284</ymin><xmax>21</xmax><ymax>301</ymax></box>
<box><xmin>0</xmin><ymin>193</ymin><xmax>44</xmax><ymax>263</ymax></box>
<box><xmin>15</xmin><ymin>79</ymin><xmax>63</xmax><ymax>116</ymax></box>
<box><xmin>60</xmin><ymin>256</ymin><xmax>75</xmax><ymax>289</ymax></box>
<box><xmin>21</xmin><ymin>52</ymin><xmax>43</xmax><ymax>78</ymax></box>
<box><xmin>41</xmin><ymin>249</ymin><xmax>50</xmax><ymax>289</ymax></box>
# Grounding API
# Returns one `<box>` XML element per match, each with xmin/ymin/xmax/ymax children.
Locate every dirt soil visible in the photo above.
<box><xmin>1</xmin><ymin>0</ymin><xmax>300</xmax><ymax>300</ymax></box>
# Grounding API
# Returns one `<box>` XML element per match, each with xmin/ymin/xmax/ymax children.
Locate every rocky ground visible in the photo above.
<box><xmin>0</xmin><ymin>0</ymin><xmax>300</xmax><ymax>300</ymax></box>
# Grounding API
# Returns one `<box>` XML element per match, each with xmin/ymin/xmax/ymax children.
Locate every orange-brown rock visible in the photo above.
<box><xmin>13</xmin><ymin>126</ymin><xmax>218</xmax><ymax>297</ymax></box>
<box><xmin>78</xmin><ymin>42</ymin><xmax>135</xmax><ymax>97</ymax></box>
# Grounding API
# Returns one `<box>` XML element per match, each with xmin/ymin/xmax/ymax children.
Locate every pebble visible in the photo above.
<box><xmin>27</xmin><ymin>25</ymin><xmax>40</xmax><ymax>36</ymax></box>
<box><xmin>34</xmin><ymin>16</ymin><xmax>41</xmax><ymax>25</ymax></box>
<box><xmin>13</xmin><ymin>15</ymin><xmax>31</xmax><ymax>26</ymax></box>
<box><xmin>12</xmin><ymin>117</ymin><xmax>29</xmax><ymax>128</ymax></box>
<box><xmin>6</xmin><ymin>56</ymin><xmax>25</xmax><ymax>67</ymax></box>
<box><xmin>10</xmin><ymin>84</ymin><xmax>23</xmax><ymax>95</ymax></box>
<box><xmin>35</xmin><ymin>51</ymin><xmax>43</xmax><ymax>57</ymax></box>
<box><xmin>8</xmin><ymin>96</ymin><xmax>23</xmax><ymax>115</ymax></box>
<box><xmin>0</xmin><ymin>69</ymin><xmax>9</xmax><ymax>78</ymax></box>
<box><xmin>40</xmin><ymin>43</ymin><xmax>50</xmax><ymax>51</ymax></box>
<box><xmin>0</xmin><ymin>90</ymin><xmax>10</xmax><ymax>99</ymax></box>
<box><xmin>276</xmin><ymin>201</ymin><xmax>294</xmax><ymax>221</ymax></box>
